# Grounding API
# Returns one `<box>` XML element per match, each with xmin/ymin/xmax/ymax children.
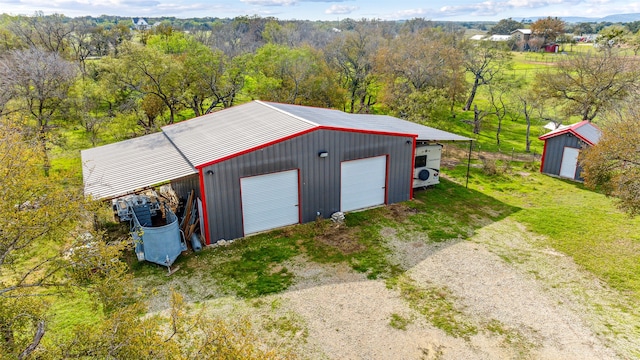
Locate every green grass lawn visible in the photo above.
<box><xmin>130</xmin><ymin>176</ymin><xmax>517</xmax><ymax>299</ymax></box>
<box><xmin>48</xmin><ymin>45</ymin><xmax>640</xmax><ymax>338</ymax></box>
<box><xmin>447</xmin><ymin>162</ymin><xmax>640</xmax><ymax>300</ymax></box>
<box><xmin>128</xmin><ymin>160</ymin><xmax>640</xmax><ymax>305</ymax></box>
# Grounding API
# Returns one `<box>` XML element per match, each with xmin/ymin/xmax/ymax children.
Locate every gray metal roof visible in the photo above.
<box><xmin>573</xmin><ymin>121</ymin><xmax>601</xmax><ymax>145</ymax></box>
<box><xmin>539</xmin><ymin>120</ymin><xmax>601</xmax><ymax>146</ymax></box>
<box><xmin>82</xmin><ymin>101</ymin><xmax>470</xmax><ymax>199</ymax></box>
<box><xmin>81</xmin><ymin>132</ymin><xmax>196</xmax><ymax>200</ymax></box>
<box><xmin>162</xmin><ymin>101</ymin><xmax>316</xmax><ymax>167</ymax></box>
<box><xmin>264</xmin><ymin>102</ymin><xmax>472</xmax><ymax>142</ymax></box>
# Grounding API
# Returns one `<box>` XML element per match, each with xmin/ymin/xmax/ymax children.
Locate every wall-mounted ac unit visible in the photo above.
<box><xmin>413</xmin><ymin>144</ymin><xmax>443</xmax><ymax>188</ymax></box>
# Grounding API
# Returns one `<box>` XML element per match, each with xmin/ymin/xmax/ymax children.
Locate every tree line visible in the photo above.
<box><xmin>1</xmin><ymin>13</ymin><xmax>639</xmax><ymax>155</ymax></box>
<box><xmin>2</xmin><ymin>12</ymin><xmax>640</xmax><ymax>358</ymax></box>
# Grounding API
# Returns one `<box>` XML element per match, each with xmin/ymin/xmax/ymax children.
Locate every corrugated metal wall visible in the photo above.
<box><xmin>542</xmin><ymin>134</ymin><xmax>585</xmax><ymax>180</ymax></box>
<box><xmin>171</xmin><ymin>174</ymin><xmax>200</xmax><ymax>201</ymax></box>
<box><xmin>202</xmin><ymin>129</ymin><xmax>414</xmax><ymax>242</ymax></box>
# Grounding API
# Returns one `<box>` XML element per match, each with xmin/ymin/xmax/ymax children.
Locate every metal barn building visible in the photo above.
<box><xmin>539</xmin><ymin>120</ymin><xmax>601</xmax><ymax>181</ymax></box>
<box><xmin>82</xmin><ymin>101</ymin><xmax>470</xmax><ymax>244</ymax></box>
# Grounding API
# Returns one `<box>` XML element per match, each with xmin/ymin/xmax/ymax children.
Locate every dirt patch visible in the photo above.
<box><xmin>384</xmin><ymin>202</ymin><xmax>420</xmax><ymax>222</ymax></box>
<box><xmin>282</xmin><ymin>255</ymin><xmax>367</xmax><ymax>292</ymax></box>
<box><xmin>314</xmin><ymin>223</ymin><xmax>365</xmax><ymax>254</ymax></box>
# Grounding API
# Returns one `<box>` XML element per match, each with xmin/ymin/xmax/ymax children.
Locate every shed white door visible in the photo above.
<box><xmin>241</xmin><ymin>170</ymin><xmax>299</xmax><ymax>235</ymax></box>
<box><xmin>559</xmin><ymin>147</ymin><xmax>580</xmax><ymax>179</ymax></box>
<box><xmin>341</xmin><ymin>156</ymin><xmax>386</xmax><ymax>212</ymax></box>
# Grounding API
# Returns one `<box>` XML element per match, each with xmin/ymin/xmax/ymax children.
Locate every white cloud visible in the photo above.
<box><xmin>240</xmin><ymin>0</ymin><xmax>297</xmax><ymax>6</ymax></box>
<box><xmin>325</xmin><ymin>4</ymin><xmax>357</xmax><ymax>14</ymax></box>
<box><xmin>439</xmin><ymin>1</ymin><xmax>501</xmax><ymax>16</ymax></box>
<box><xmin>437</xmin><ymin>0</ymin><xmax>586</xmax><ymax>17</ymax></box>
<box><xmin>392</xmin><ymin>8</ymin><xmax>430</xmax><ymax>18</ymax></box>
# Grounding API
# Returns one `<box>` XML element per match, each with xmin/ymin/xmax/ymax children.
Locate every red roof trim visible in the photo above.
<box><xmin>540</xmin><ymin>138</ymin><xmax>548</xmax><ymax>173</ymax></box>
<box><xmin>410</xmin><ymin>139</ymin><xmax>416</xmax><ymax>200</ymax></box>
<box><xmin>198</xmin><ymin>168</ymin><xmax>211</xmax><ymax>245</ymax></box>
<box><xmin>195</xmin><ymin>126</ymin><xmax>417</xmax><ymax>169</ymax></box>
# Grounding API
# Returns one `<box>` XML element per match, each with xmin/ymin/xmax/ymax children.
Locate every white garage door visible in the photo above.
<box><xmin>341</xmin><ymin>156</ymin><xmax>387</xmax><ymax>212</ymax></box>
<box><xmin>559</xmin><ymin>147</ymin><xmax>580</xmax><ymax>179</ymax></box>
<box><xmin>241</xmin><ymin>170</ymin><xmax>299</xmax><ymax>235</ymax></box>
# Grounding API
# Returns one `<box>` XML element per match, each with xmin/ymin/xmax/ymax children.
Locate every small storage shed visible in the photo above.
<box><xmin>82</xmin><ymin>101</ymin><xmax>470</xmax><ymax>244</ymax></box>
<box><xmin>539</xmin><ymin>120</ymin><xmax>601</xmax><ymax>181</ymax></box>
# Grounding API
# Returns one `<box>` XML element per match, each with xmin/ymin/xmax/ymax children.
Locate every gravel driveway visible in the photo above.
<box><xmin>164</xmin><ymin>218</ymin><xmax>638</xmax><ymax>359</ymax></box>
<box><xmin>246</xmin><ymin>218</ymin><xmax>636</xmax><ymax>359</ymax></box>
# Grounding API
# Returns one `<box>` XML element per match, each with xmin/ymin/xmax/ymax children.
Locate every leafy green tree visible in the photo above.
<box><xmin>489</xmin><ymin>18</ymin><xmax>523</xmax><ymax>35</ymax></box>
<box><xmin>101</xmin><ymin>41</ymin><xmax>185</xmax><ymax>125</ymax></box>
<box><xmin>180</xmin><ymin>39</ymin><xmax>247</xmax><ymax>114</ymax></box>
<box><xmin>573</xmin><ymin>22</ymin><xmax>594</xmax><ymax>36</ymax></box>
<box><xmin>628</xmin><ymin>31</ymin><xmax>640</xmax><ymax>55</ymax></box>
<box><xmin>581</xmin><ymin>103</ymin><xmax>640</xmax><ymax>215</ymax></box>
<box><xmin>67</xmin><ymin>78</ymin><xmax>113</xmax><ymax>146</ymax></box>
<box><xmin>0</xmin><ymin>118</ymin><xmax>124</xmax><ymax>358</ymax></box>
<box><xmin>248</xmin><ymin>43</ymin><xmax>343</xmax><ymax>107</ymax></box>
<box><xmin>533</xmin><ymin>50</ymin><xmax>639</xmax><ymax>121</ymax></box>
<box><xmin>597</xmin><ymin>25</ymin><xmax>631</xmax><ymax>48</ymax></box>
<box><xmin>147</xmin><ymin>30</ymin><xmax>191</xmax><ymax>54</ymax></box>
<box><xmin>377</xmin><ymin>28</ymin><xmax>465</xmax><ymax>122</ymax></box>
<box><xmin>530</xmin><ymin>16</ymin><xmax>565</xmax><ymax>43</ymax></box>
<box><xmin>0</xmin><ymin>19</ymin><xmax>23</xmax><ymax>51</ymax></box>
<box><xmin>326</xmin><ymin>21</ymin><xmax>381</xmax><ymax>113</ymax></box>
<box><xmin>262</xmin><ymin>20</ymin><xmax>301</xmax><ymax>46</ymax></box>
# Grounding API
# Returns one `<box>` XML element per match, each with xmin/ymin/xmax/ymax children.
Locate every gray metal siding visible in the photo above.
<box><xmin>542</xmin><ymin>134</ymin><xmax>586</xmax><ymax>180</ymax></box>
<box><xmin>202</xmin><ymin>129</ymin><xmax>413</xmax><ymax>242</ymax></box>
<box><xmin>170</xmin><ymin>174</ymin><xmax>200</xmax><ymax>201</ymax></box>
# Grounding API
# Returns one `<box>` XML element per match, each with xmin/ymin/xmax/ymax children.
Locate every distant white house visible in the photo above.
<box><xmin>511</xmin><ymin>29</ymin><xmax>533</xmax><ymax>50</ymax></box>
<box><xmin>487</xmin><ymin>35</ymin><xmax>512</xmax><ymax>41</ymax></box>
<box><xmin>132</xmin><ymin>18</ymin><xmax>150</xmax><ymax>31</ymax></box>
<box><xmin>511</xmin><ymin>29</ymin><xmax>532</xmax><ymax>42</ymax></box>
<box><xmin>469</xmin><ymin>34</ymin><xmax>486</xmax><ymax>41</ymax></box>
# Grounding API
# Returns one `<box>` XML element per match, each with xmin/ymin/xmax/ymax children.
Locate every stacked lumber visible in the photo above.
<box><xmin>180</xmin><ymin>190</ymin><xmax>202</xmax><ymax>250</ymax></box>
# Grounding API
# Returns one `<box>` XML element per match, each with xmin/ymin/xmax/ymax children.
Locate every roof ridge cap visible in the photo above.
<box><xmin>162</xmin><ymin>130</ymin><xmax>196</xmax><ymax>171</ymax></box>
<box><xmin>255</xmin><ymin>100</ymin><xmax>320</xmax><ymax>127</ymax></box>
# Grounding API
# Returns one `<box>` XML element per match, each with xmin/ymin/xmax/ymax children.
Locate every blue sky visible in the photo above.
<box><xmin>0</xmin><ymin>0</ymin><xmax>638</xmax><ymax>21</ymax></box>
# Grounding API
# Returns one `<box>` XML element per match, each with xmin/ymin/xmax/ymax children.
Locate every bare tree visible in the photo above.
<box><xmin>68</xmin><ymin>18</ymin><xmax>97</xmax><ymax>75</ymax></box>
<box><xmin>486</xmin><ymin>83</ymin><xmax>510</xmax><ymax>146</ymax></box>
<box><xmin>533</xmin><ymin>50</ymin><xmax>639</xmax><ymax>121</ymax></box>
<box><xmin>462</xmin><ymin>41</ymin><xmax>511</xmax><ymax>111</ymax></box>
<box><xmin>9</xmin><ymin>12</ymin><xmax>74</xmax><ymax>54</ymax></box>
<box><xmin>514</xmin><ymin>93</ymin><xmax>538</xmax><ymax>153</ymax></box>
<box><xmin>471</xmin><ymin>104</ymin><xmax>488</xmax><ymax>135</ymax></box>
<box><xmin>0</xmin><ymin>61</ymin><xmax>15</xmax><ymax>117</ymax></box>
<box><xmin>1</xmin><ymin>48</ymin><xmax>77</xmax><ymax>174</ymax></box>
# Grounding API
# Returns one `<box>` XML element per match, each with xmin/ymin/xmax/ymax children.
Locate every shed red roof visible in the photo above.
<box><xmin>538</xmin><ymin>120</ymin><xmax>601</xmax><ymax>146</ymax></box>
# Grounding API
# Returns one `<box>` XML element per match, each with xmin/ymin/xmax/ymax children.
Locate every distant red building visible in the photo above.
<box><xmin>544</xmin><ymin>43</ymin><xmax>560</xmax><ymax>53</ymax></box>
